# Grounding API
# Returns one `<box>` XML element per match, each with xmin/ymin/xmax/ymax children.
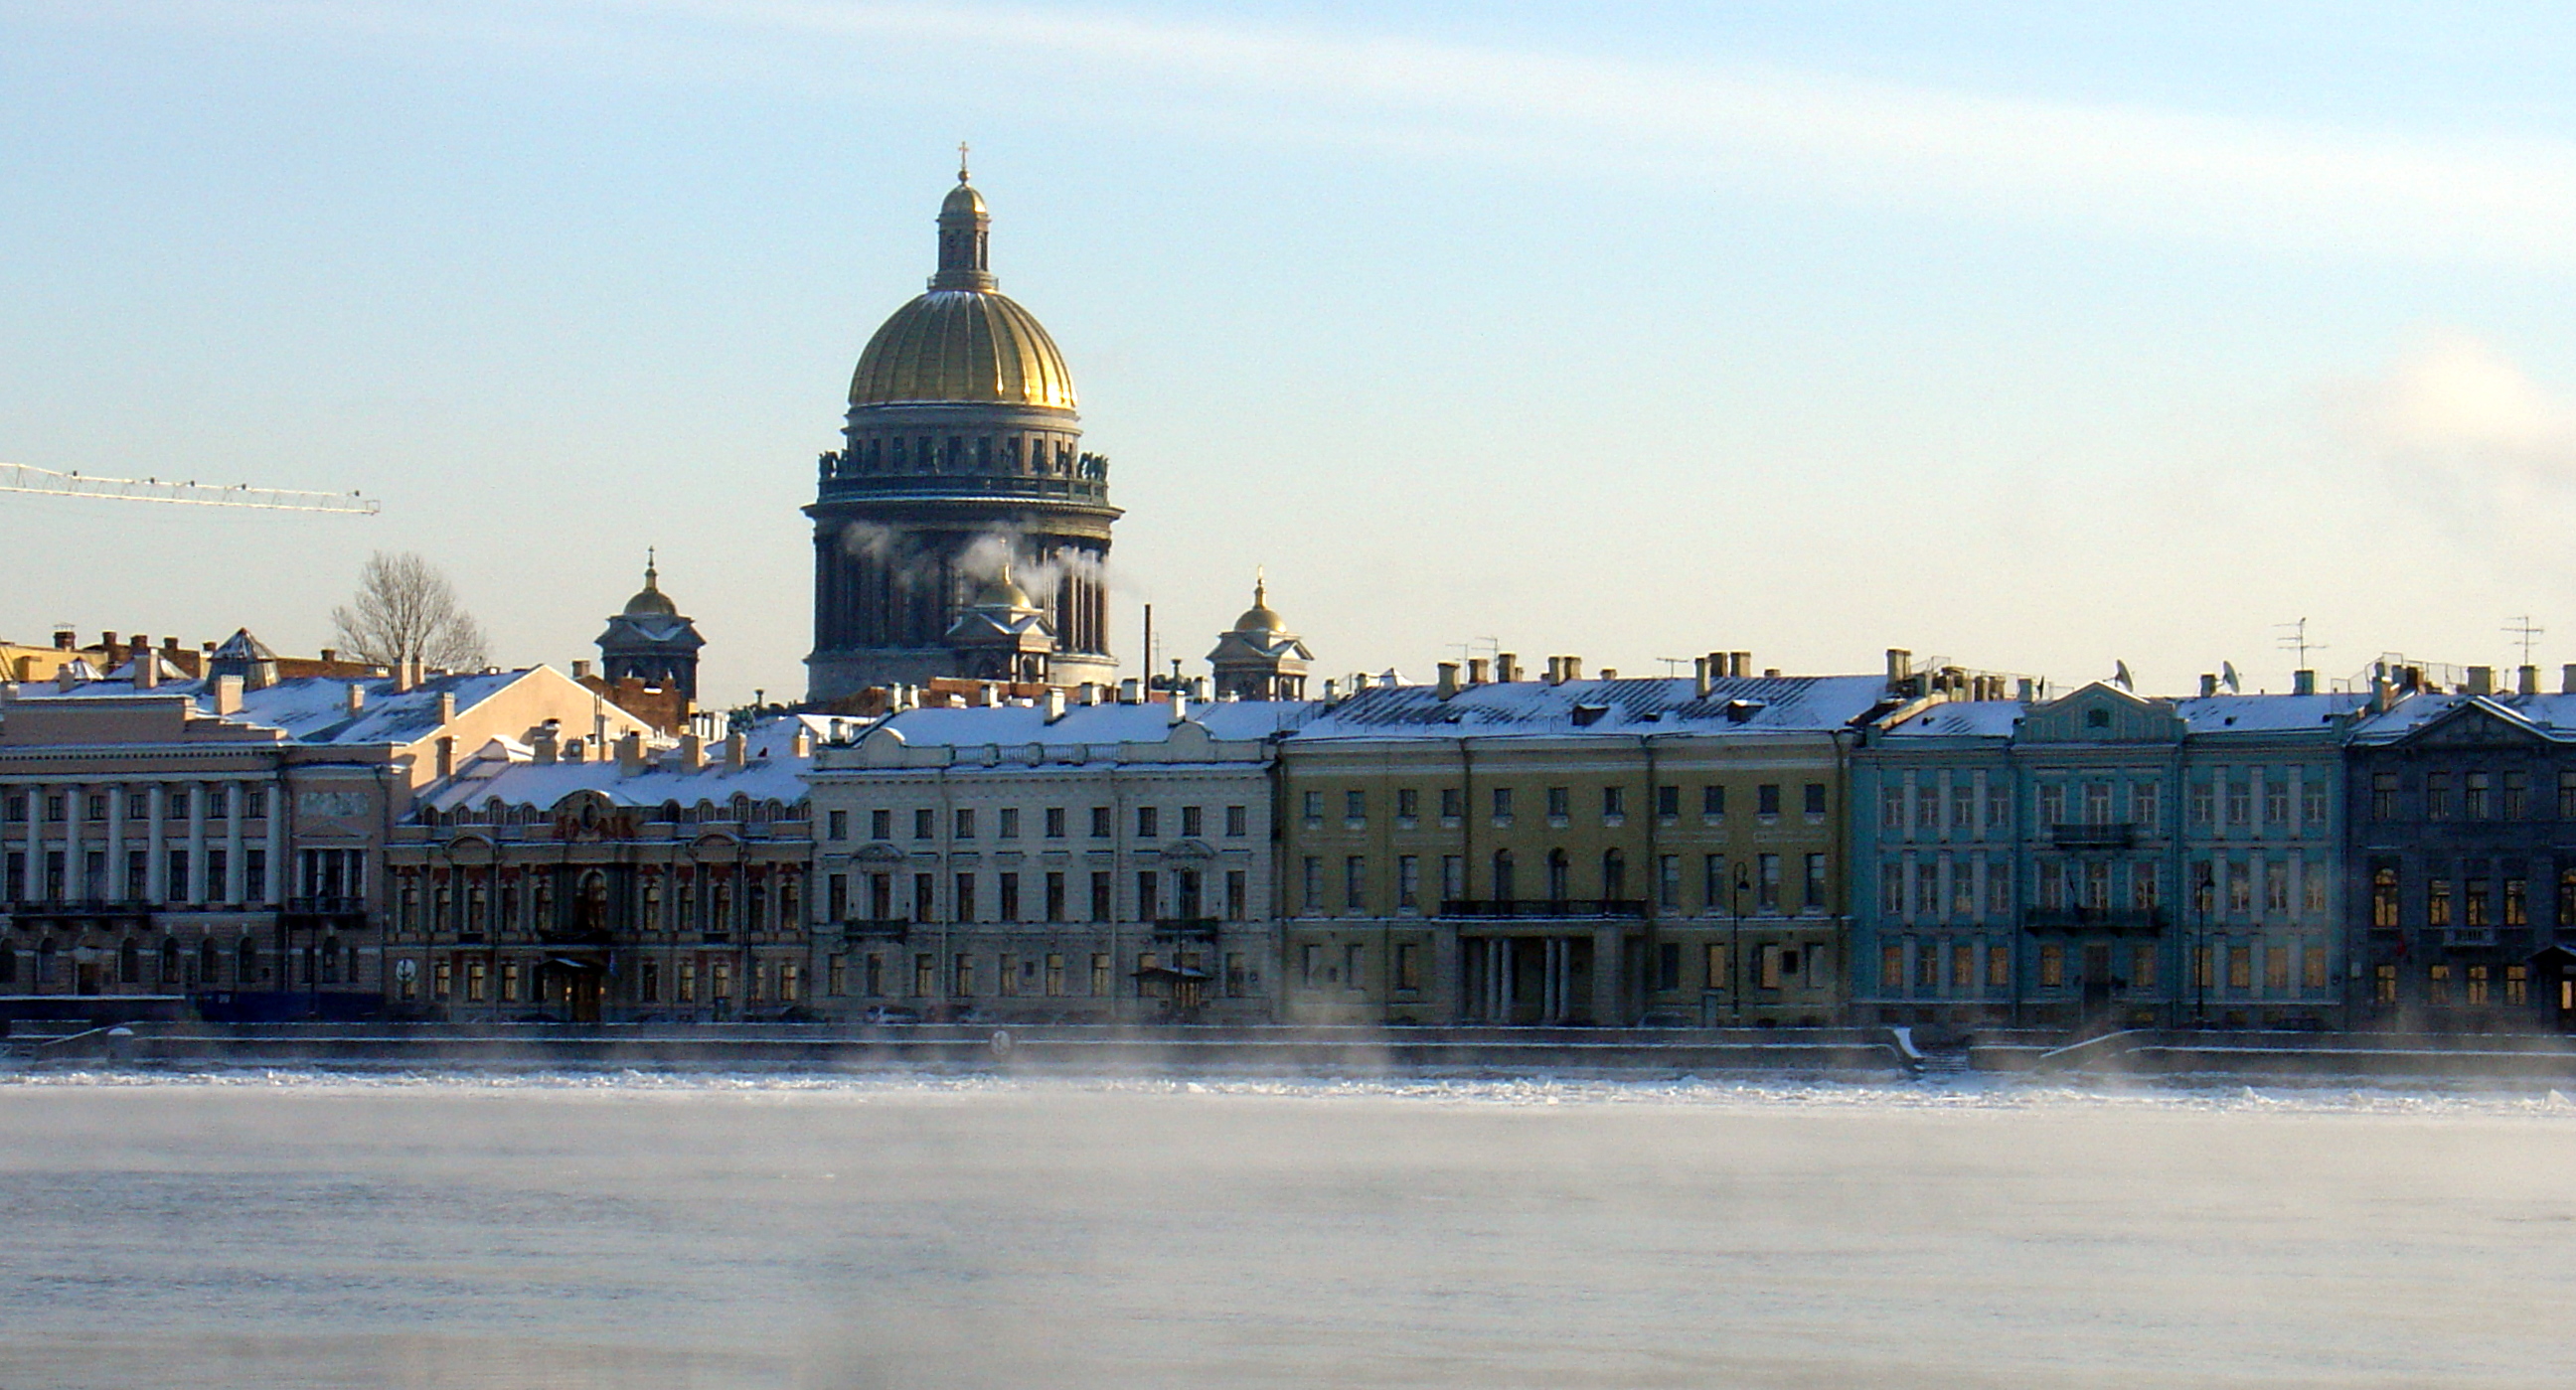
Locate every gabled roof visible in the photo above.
<box><xmin>2350</xmin><ymin>692</ymin><xmax>2571</xmax><ymax>746</ymax></box>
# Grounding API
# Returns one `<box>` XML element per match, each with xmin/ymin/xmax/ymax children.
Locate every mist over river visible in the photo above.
<box><xmin>0</xmin><ymin>1074</ymin><xmax>2570</xmax><ymax>1389</ymax></box>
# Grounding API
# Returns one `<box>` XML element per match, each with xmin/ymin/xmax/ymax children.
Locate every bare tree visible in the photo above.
<box><xmin>330</xmin><ymin>550</ymin><xmax>489</xmax><ymax>671</ymax></box>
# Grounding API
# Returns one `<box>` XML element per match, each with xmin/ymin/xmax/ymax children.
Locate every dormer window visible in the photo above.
<box><xmin>2086</xmin><ymin>707</ymin><xmax>2110</xmax><ymax>728</ymax></box>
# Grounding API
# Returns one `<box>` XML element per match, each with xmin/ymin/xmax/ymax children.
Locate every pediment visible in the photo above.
<box><xmin>2398</xmin><ymin>698</ymin><xmax>2552</xmax><ymax>748</ymax></box>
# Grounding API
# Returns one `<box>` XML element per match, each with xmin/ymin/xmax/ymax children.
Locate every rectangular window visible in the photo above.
<box><xmin>2467</xmin><ymin>964</ymin><xmax>2491</xmax><ymax>1005</ymax></box>
<box><xmin>1090</xmin><ymin>871</ymin><xmax>1112</xmax><ymax>921</ymax></box>
<box><xmin>2305</xmin><ymin>946</ymin><xmax>2331</xmax><ymax>992</ymax></box>
<box><xmin>913</xmin><ymin>809</ymin><xmax>935</xmax><ymax>840</ymax></box>
<box><xmin>2427</xmin><ymin>773</ymin><xmax>2453</xmax><ymax>820</ymax></box>
<box><xmin>953</xmin><ymin>953</ymin><xmax>975</xmax><ymax>997</ymax></box>
<box><xmin>2428</xmin><ymin>963</ymin><xmax>2452</xmax><ymax>1005</ymax></box>
<box><xmin>2131</xmin><ymin>943</ymin><xmax>2158</xmax><ymax>990</ymax></box>
<box><xmin>2466</xmin><ymin>877</ymin><xmax>2492</xmax><ymax>928</ymax></box>
<box><xmin>1988</xmin><ymin>944</ymin><xmax>2011</xmax><ymax>989</ymax></box>
<box><xmin>1918</xmin><ymin>784</ymin><xmax>1941</xmax><ymax>829</ymax></box>
<box><xmin>1880</xmin><ymin>942</ymin><xmax>1905</xmax><ymax>995</ymax></box>
<box><xmin>1492</xmin><ymin>787</ymin><xmax>1513</xmax><ymax>821</ymax></box>
<box><xmin>2226</xmin><ymin>862</ymin><xmax>2252</xmax><ymax>914</ymax></box>
<box><xmin>2190</xmin><ymin>783</ymin><xmax>2214</xmax><ymax>826</ymax></box>
<box><xmin>1705</xmin><ymin>785</ymin><xmax>1727</xmax><ymax>818</ymax></box>
<box><xmin>1344</xmin><ymin>856</ymin><xmax>1367</xmax><ymax>913</ymax></box>
<box><xmin>1397</xmin><ymin>855</ymin><xmax>1419</xmax><ymax>909</ymax></box>
<box><xmin>1881</xmin><ymin>868</ymin><xmax>1905</xmax><ymax>918</ymax></box>
<box><xmin>2039</xmin><ymin>785</ymin><xmax>2065</xmax><ymax>826</ymax></box>
<box><xmin>2429</xmin><ymin>878</ymin><xmax>2454</xmax><ymax>928</ymax></box>
<box><xmin>2505</xmin><ymin>771</ymin><xmax>2529</xmax><ymax>820</ymax></box>
<box><xmin>2265</xmin><ymin>946</ymin><xmax>2290</xmax><ymax>994</ymax></box>
<box><xmin>1091</xmin><ymin>806</ymin><xmax>1113</xmax><ymax>839</ymax></box>
<box><xmin>1657</xmin><ymin>941</ymin><xmax>1683</xmax><ymax>992</ymax></box>
<box><xmin>1046</xmin><ymin>953</ymin><xmax>1065</xmax><ymax>998</ymax></box>
<box><xmin>998</xmin><ymin>953</ymin><xmax>1020</xmax><ymax>997</ymax></box>
<box><xmin>1225</xmin><ymin>805</ymin><xmax>1247</xmax><ymax>837</ymax></box>
<box><xmin>1397</xmin><ymin>789</ymin><xmax>1419</xmax><ymax>822</ymax></box>
<box><xmin>1756</xmin><ymin>853</ymin><xmax>1780</xmax><ymax>912</ymax></box>
<box><xmin>2039</xmin><ymin>944</ymin><xmax>2065</xmax><ymax>989</ymax></box>
<box><xmin>1805</xmin><ymin>783</ymin><xmax>1828</xmax><ymax>817</ymax></box>
<box><xmin>2507</xmin><ymin>964</ymin><xmax>2529</xmax><ymax>1006</ymax></box>
<box><xmin>829</xmin><ymin>873</ymin><xmax>849</xmax><ymax>921</ymax></box>
<box><xmin>872</xmin><ymin>808</ymin><xmax>891</xmax><ymax>840</ymax></box>
<box><xmin>825</xmin><ymin>955</ymin><xmax>846</xmax><ymax>998</ymax></box>
<box><xmin>1656</xmin><ymin>785</ymin><xmax>1680</xmax><ymax>819</ymax></box>
<box><xmin>1804</xmin><ymin>852</ymin><xmax>1827</xmax><ymax>912</ymax></box>
<box><xmin>2373</xmin><ymin>773</ymin><xmax>2400</xmax><ymax>822</ymax></box>
<box><xmin>1440</xmin><ymin>787</ymin><xmax>1464</xmax><ymax>820</ymax></box>
<box><xmin>902</xmin><ymin>953</ymin><xmax>930</xmax><ymax>999</ymax></box>
<box><xmin>998</xmin><ymin>807</ymin><xmax>1020</xmax><ymax>840</ymax></box>
<box><xmin>2507</xmin><ymin>877</ymin><xmax>2529</xmax><ymax>926</ymax></box>
<box><xmin>952</xmin><ymin>872</ymin><xmax>976</xmax><ymax>922</ymax></box>
<box><xmin>1345</xmin><ymin>790</ymin><xmax>1367</xmax><ymax>823</ymax></box>
<box><xmin>1137</xmin><ymin>805</ymin><xmax>1160</xmax><ymax>839</ymax></box>
<box><xmin>2134</xmin><ymin>781</ymin><xmax>2160</xmax><ymax>829</ymax></box>
<box><xmin>1181</xmin><ymin>805</ymin><xmax>1203</xmax><ymax>838</ymax></box>
<box><xmin>1602</xmin><ymin>785</ymin><xmax>1626</xmax><ymax>819</ymax></box>
<box><xmin>1226</xmin><ymin>870</ymin><xmax>1246</xmax><ymax>920</ymax></box>
<box><xmin>1090</xmin><ymin>952</ymin><xmax>1110</xmax><ymax>997</ymax></box>
<box><xmin>1302</xmin><ymin>791</ymin><xmax>1324</xmax><ymax>825</ymax></box>
<box><xmin>1546</xmin><ymin>786</ymin><xmax>1570</xmax><ymax>819</ymax></box>
<box><xmin>828</xmin><ymin>810</ymin><xmax>849</xmax><ymax>841</ymax></box>
<box><xmin>2264</xmin><ymin>862</ymin><xmax>2289</xmax><ymax>914</ymax></box>
<box><xmin>1343</xmin><ymin>943</ymin><xmax>1365</xmax><ymax>992</ymax></box>
<box><xmin>1709</xmin><ymin>854</ymin><xmax>1731</xmax><ymax>912</ymax></box>
<box><xmin>1137</xmin><ymin>870</ymin><xmax>1160</xmax><ymax>921</ymax></box>
<box><xmin>1658</xmin><ymin>854</ymin><xmax>1681</xmax><ymax>909</ymax></box>
<box><xmin>2466</xmin><ymin>772</ymin><xmax>2493</xmax><ymax>821</ymax></box>
<box><xmin>2263</xmin><ymin>781</ymin><xmax>2289</xmax><ymax>826</ymax></box>
<box><xmin>1952</xmin><ymin>785</ymin><xmax>1977</xmax><ymax>836</ymax></box>
<box><xmin>1045</xmin><ymin>871</ymin><xmax>1066</xmax><ymax>922</ymax></box>
<box><xmin>2225</xmin><ymin>781</ymin><xmax>2251</xmax><ymax>826</ymax></box>
<box><xmin>2374</xmin><ymin>963</ymin><xmax>2397</xmax><ymax>1004</ymax></box>
<box><xmin>998</xmin><ymin>872</ymin><xmax>1021</xmax><ymax>922</ymax></box>
<box><xmin>1045</xmin><ymin>806</ymin><xmax>1066</xmax><ymax>839</ymax></box>
<box><xmin>1395</xmin><ymin>942</ymin><xmax>1421</xmax><ymax>992</ymax></box>
<box><xmin>2303</xmin><ymin>868</ymin><xmax>2326</xmax><ymax>915</ymax></box>
<box><xmin>1757</xmin><ymin>784</ymin><xmax>1781</xmax><ymax>817</ymax></box>
<box><xmin>2562</xmin><ymin>772</ymin><xmax>2576</xmax><ymax>820</ymax></box>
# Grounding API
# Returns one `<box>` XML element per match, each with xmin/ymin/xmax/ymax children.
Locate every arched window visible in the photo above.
<box><xmin>237</xmin><ymin>938</ymin><xmax>259</xmax><ymax>985</ymax></box>
<box><xmin>1601</xmin><ymin>849</ymin><xmax>1628</xmax><ymax>902</ymax></box>
<box><xmin>659</xmin><ymin>801</ymin><xmax>682</xmax><ymax>824</ymax></box>
<box><xmin>199</xmin><ymin>938</ymin><xmax>220</xmax><ymax>985</ymax></box>
<box><xmin>159</xmin><ymin>937</ymin><xmax>180</xmax><ymax>986</ymax></box>
<box><xmin>118</xmin><ymin>938</ymin><xmax>140</xmax><ymax>986</ymax></box>
<box><xmin>577</xmin><ymin>870</ymin><xmax>607</xmax><ymax>934</ymax></box>
<box><xmin>1545</xmin><ymin>849</ymin><xmax>1570</xmax><ymax>903</ymax></box>
<box><xmin>1492</xmin><ymin>849</ymin><xmax>1516</xmax><ymax>902</ymax></box>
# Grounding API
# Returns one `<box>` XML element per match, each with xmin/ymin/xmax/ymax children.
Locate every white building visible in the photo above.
<box><xmin>807</xmin><ymin>695</ymin><xmax>1316</xmax><ymax>1022</ymax></box>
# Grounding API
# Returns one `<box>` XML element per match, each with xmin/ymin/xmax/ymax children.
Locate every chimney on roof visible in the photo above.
<box><xmin>678</xmin><ymin>731</ymin><xmax>704</xmax><ymax>769</ymax></box>
<box><xmin>344</xmin><ymin>682</ymin><xmax>364</xmax><ymax>715</ymax></box>
<box><xmin>724</xmin><ymin>733</ymin><xmax>747</xmax><ymax>771</ymax></box>
<box><xmin>1763</xmin><ymin>668</ymin><xmax>1781</xmax><ymax>679</ymax></box>
<box><xmin>1693</xmin><ymin>657</ymin><xmax>1711</xmax><ymax>699</ymax></box>
<box><xmin>790</xmin><ymin>725</ymin><xmax>813</xmax><ymax>758</ymax></box>
<box><xmin>1044</xmin><ymin>687</ymin><xmax>1067</xmax><ymax>722</ymax></box>
<box><xmin>2293</xmin><ymin>669</ymin><xmax>2317</xmax><ymax>696</ymax></box>
<box><xmin>2519</xmin><ymin>665</ymin><xmax>2539</xmax><ymax>696</ymax></box>
<box><xmin>1467</xmin><ymin>658</ymin><xmax>1490</xmax><ymax>686</ymax></box>
<box><xmin>135</xmin><ymin>652</ymin><xmax>159</xmax><ymax>690</ymax></box>
<box><xmin>391</xmin><ymin>661</ymin><xmax>412</xmax><ymax>695</ymax></box>
<box><xmin>2370</xmin><ymin>677</ymin><xmax>2393</xmax><ymax>713</ymax></box>
<box><xmin>320</xmin><ymin>648</ymin><xmax>336</xmax><ymax>664</ymax></box>
<box><xmin>2563</xmin><ymin>664</ymin><xmax>2576</xmax><ymax>695</ymax></box>
<box><xmin>533</xmin><ymin>720</ymin><xmax>560</xmax><ymax>764</ymax></box>
<box><xmin>1598</xmin><ymin>668</ymin><xmax>1617</xmax><ymax>680</ymax></box>
<box><xmin>1436</xmin><ymin>663</ymin><xmax>1460</xmax><ymax>699</ymax></box>
<box><xmin>213</xmin><ymin>675</ymin><xmax>242</xmax><ymax>715</ymax></box>
<box><xmin>2015</xmin><ymin>677</ymin><xmax>2035</xmax><ymax>702</ymax></box>
<box><xmin>2469</xmin><ymin>666</ymin><xmax>2496</xmax><ymax>696</ymax></box>
<box><xmin>1169</xmin><ymin>690</ymin><xmax>1190</xmax><ymax>724</ymax></box>
<box><xmin>161</xmin><ymin>636</ymin><xmax>178</xmax><ymax>653</ymax></box>
<box><xmin>1119</xmin><ymin>678</ymin><xmax>1141</xmax><ymax>704</ymax></box>
<box><xmin>2199</xmin><ymin>674</ymin><xmax>2217</xmax><ymax>697</ymax></box>
<box><xmin>571</xmin><ymin>659</ymin><xmax>592</xmax><ymax>681</ymax></box>
<box><xmin>616</xmin><ymin>732</ymin><xmax>643</xmax><ymax>775</ymax></box>
<box><xmin>1496</xmin><ymin>653</ymin><xmax>1519</xmax><ymax>683</ymax></box>
<box><xmin>52</xmin><ymin>629</ymin><xmax>73</xmax><ymax>651</ymax></box>
<box><xmin>98</xmin><ymin>630</ymin><xmax>114</xmax><ymax>653</ymax></box>
<box><xmin>435</xmin><ymin>691</ymin><xmax>456</xmax><ymax>724</ymax></box>
<box><xmin>1885</xmin><ymin>649</ymin><xmax>1913</xmax><ymax>687</ymax></box>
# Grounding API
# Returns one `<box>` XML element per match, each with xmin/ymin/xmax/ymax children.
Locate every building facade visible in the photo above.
<box><xmin>0</xmin><ymin>657</ymin><xmax>648</xmax><ymax>1020</ymax></box>
<box><xmin>807</xmin><ymin>697</ymin><xmax>1310</xmax><ymax>1022</ymax></box>
<box><xmin>806</xmin><ymin>169</ymin><xmax>1118</xmax><ymax>701</ymax></box>
<box><xmin>385</xmin><ymin>719</ymin><xmax>815</xmax><ymax>1022</ymax></box>
<box><xmin>1275</xmin><ymin>663</ymin><xmax>1902</xmax><ymax>1027</ymax></box>
<box><xmin>1853</xmin><ymin>682</ymin><xmax>2361</xmax><ymax>1029</ymax></box>
<box><xmin>2347</xmin><ymin>679</ymin><xmax>2576</xmax><ymax>1030</ymax></box>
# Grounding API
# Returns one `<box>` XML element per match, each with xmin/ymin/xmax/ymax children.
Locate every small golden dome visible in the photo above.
<box><xmin>942</xmin><ymin>180</ymin><xmax>988</xmax><ymax>220</ymax></box>
<box><xmin>622</xmin><ymin>555</ymin><xmax>678</xmax><ymax>617</ymax></box>
<box><xmin>848</xmin><ymin>291</ymin><xmax>1076</xmax><ymax>410</ymax></box>
<box><xmin>1233</xmin><ymin>576</ymin><xmax>1285</xmax><ymax>634</ymax></box>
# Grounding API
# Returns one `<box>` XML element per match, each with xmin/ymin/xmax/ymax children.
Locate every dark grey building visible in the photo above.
<box><xmin>805</xmin><ymin>169</ymin><xmax>1119</xmax><ymax>701</ymax></box>
<box><xmin>595</xmin><ymin>557</ymin><xmax>705</xmax><ymax>703</ymax></box>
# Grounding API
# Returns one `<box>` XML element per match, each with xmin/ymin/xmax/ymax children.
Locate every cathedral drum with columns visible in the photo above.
<box><xmin>805</xmin><ymin>165</ymin><xmax>1119</xmax><ymax>701</ymax></box>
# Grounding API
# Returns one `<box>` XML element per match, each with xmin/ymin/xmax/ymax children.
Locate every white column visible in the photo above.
<box><xmin>145</xmin><ymin>785</ymin><xmax>167</xmax><ymax>902</ymax></box>
<box><xmin>64</xmin><ymin>785</ymin><xmax>84</xmax><ymax>901</ymax></box>
<box><xmin>185</xmin><ymin>783</ymin><xmax>207</xmax><ymax>905</ymax></box>
<box><xmin>104</xmin><ymin>783</ymin><xmax>124</xmax><ymax>902</ymax></box>
<box><xmin>264</xmin><ymin>792</ymin><xmax>286</xmax><ymax>908</ymax></box>
<box><xmin>223</xmin><ymin>784</ymin><xmax>244</xmax><ymax>904</ymax></box>
<box><xmin>22</xmin><ymin>785</ymin><xmax>44</xmax><ymax>901</ymax></box>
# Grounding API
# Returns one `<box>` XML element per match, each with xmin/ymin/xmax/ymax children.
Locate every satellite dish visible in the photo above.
<box><xmin>2112</xmin><ymin>661</ymin><xmax>2134</xmax><ymax>691</ymax></box>
<box><xmin>2221</xmin><ymin>661</ymin><xmax>2241</xmax><ymax>694</ymax></box>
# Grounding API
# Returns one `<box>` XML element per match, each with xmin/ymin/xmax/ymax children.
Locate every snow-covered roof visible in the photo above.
<box><xmin>1875</xmin><ymin>700</ymin><xmax>2025</xmax><ymax>739</ymax></box>
<box><xmin>2349</xmin><ymin>692</ymin><xmax>2576</xmax><ymax>744</ymax></box>
<box><xmin>1287</xmin><ymin>676</ymin><xmax>1898</xmax><ymax>741</ymax></box>
<box><xmin>424</xmin><ymin>752</ymin><xmax>808</xmax><ymax>812</ymax></box>
<box><xmin>2174</xmin><ymin>693</ymin><xmax>2371</xmax><ymax>733</ymax></box>
<box><xmin>15</xmin><ymin>670</ymin><xmax>526</xmax><ymax>745</ymax></box>
<box><xmin>871</xmin><ymin>699</ymin><xmax>1318</xmax><ymax>748</ymax></box>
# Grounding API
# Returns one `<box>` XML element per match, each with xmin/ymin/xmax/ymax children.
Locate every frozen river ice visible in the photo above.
<box><xmin>1</xmin><ymin>1072</ymin><xmax>2572</xmax><ymax>1388</ymax></box>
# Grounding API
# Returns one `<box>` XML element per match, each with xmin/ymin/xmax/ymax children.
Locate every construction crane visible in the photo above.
<box><xmin>0</xmin><ymin>461</ymin><xmax>379</xmax><ymax>514</ymax></box>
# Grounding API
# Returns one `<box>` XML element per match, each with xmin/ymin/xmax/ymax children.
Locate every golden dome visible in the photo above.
<box><xmin>1233</xmin><ymin>576</ymin><xmax>1286</xmax><ymax>634</ymax></box>
<box><xmin>848</xmin><ymin>290</ymin><xmax>1078</xmax><ymax>410</ymax></box>
<box><xmin>942</xmin><ymin>182</ymin><xmax>988</xmax><ymax>219</ymax></box>
<box><xmin>622</xmin><ymin>554</ymin><xmax>678</xmax><ymax>617</ymax></box>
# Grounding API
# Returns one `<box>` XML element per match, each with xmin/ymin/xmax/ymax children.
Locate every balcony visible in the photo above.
<box><xmin>1440</xmin><ymin>899</ymin><xmax>1649</xmax><ymax>920</ymax></box>
<box><xmin>2023</xmin><ymin>907</ymin><xmax>2168</xmax><ymax>934</ymax></box>
<box><xmin>2049</xmin><ymin>822</ymin><xmax>2137</xmax><ymax>849</ymax></box>
<box><xmin>1153</xmin><ymin>917</ymin><xmax>1223</xmax><ymax>941</ymax></box>
<box><xmin>2442</xmin><ymin>928</ymin><xmax>2497</xmax><ymax>949</ymax></box>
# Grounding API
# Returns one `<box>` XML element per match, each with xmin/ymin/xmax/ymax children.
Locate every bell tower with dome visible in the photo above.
<box><xmin>805</xmin><ymin>162</ymin><xmax>1120</xmax><ymax>701</ymax></box>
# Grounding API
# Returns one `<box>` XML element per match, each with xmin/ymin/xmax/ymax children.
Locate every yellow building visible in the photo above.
<box><xmin>1277</xmin><ymin>657</ymin><xmax>1916</xmax><ymax>1026</ymax></box>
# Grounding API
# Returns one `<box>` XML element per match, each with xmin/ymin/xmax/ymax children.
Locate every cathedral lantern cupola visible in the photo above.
<box><xmin>943</xmin><ymin>561</ymin><xmax>1056</xmax><ymax>685</ymax></box>
<box><xmin>596</xmin><ymin>552</ymin><xmax>707</xmax><ymax>702</ymax></box>
<box><xmin>806</xmin><ymin>161</ymin><xmax>1119</xmax><ymax>702</ymax></box>
<box><xmin>1208</xmin><ymin>573</ymin><xmax>1313</xmax><ymax>701</ymax></box>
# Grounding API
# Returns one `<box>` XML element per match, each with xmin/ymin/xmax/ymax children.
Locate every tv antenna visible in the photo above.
<box><xmin>2506</xmin><ymin>615</ymin><xmax>2545</xmax><ymax>665</ymax></box>
<box><xmin>1448</xmin><ymin>636</ymin><xmax>1500</xmax><ymax>664</ymax></box>
<box><xmin>2276</xmin><ymin>617</ymin><xmax>2327</xmax><ymax>670</ymax></box>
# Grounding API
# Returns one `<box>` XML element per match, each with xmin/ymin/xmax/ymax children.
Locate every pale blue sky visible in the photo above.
<box><xmin>9</xmin><ymin>2</ymin><xmax>2576</xmax><ymax>703</ymax></box>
